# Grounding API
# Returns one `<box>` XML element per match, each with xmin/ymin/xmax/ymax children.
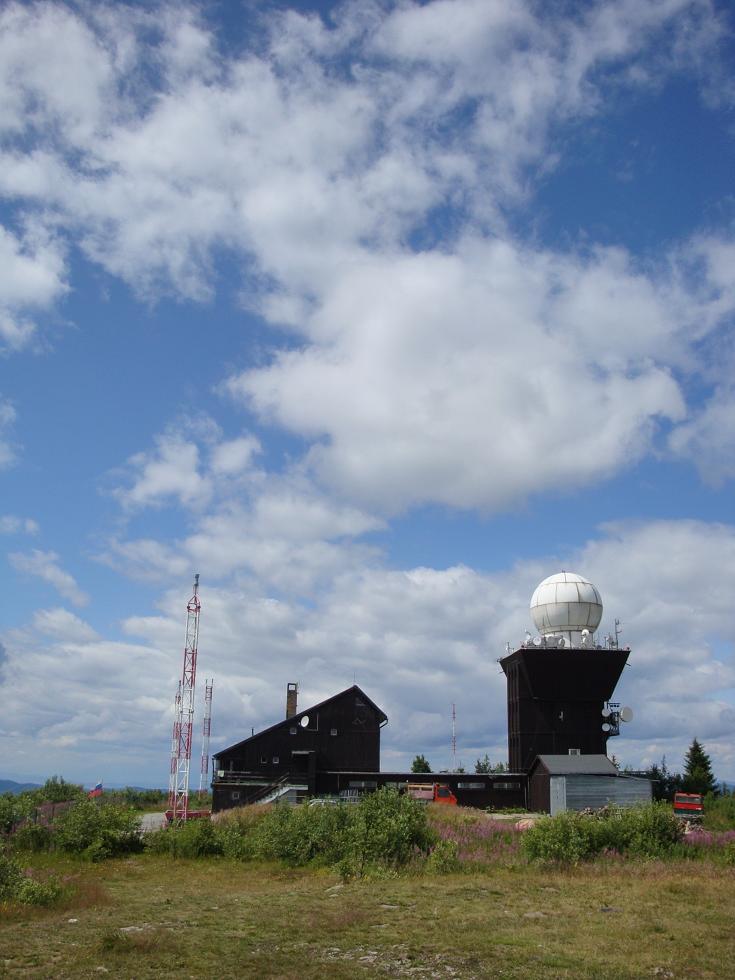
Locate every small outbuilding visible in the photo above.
<box><xmin>529</xmin><ymin>754</ymin><xmax>653</xmax><ymax>815</ymax></box>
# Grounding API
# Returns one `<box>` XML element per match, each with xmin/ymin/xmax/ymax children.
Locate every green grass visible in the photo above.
<box><xmin>1</xmin><ymin>850</ymin><xmax>734</xmax><ymax>978</ymax></box>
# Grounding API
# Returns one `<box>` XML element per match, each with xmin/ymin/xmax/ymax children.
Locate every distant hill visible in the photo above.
<box><xmin>0</xmin><ymin>778</ymin><xmax>41</xmax><ymax>795</ymax></box>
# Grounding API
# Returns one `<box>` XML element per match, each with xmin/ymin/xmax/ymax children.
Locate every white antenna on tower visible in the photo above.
<box><xmin>198</xmin><ymin>678</ymin><xmax>214</xmax><ymax>799</ymax></box>
<box><xmin>451</xmin><ymin>703</ymin><xmax>457</xmax><ymax>772</ymax></box>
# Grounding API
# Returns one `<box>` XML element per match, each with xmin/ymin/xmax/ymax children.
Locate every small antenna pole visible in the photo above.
<box><xmin>614</xmin><ymin>618</ymin><xmax>622</xmax><ymax>649</ymax></box>
<box><xmin>198</xmin><ymin>678</ymin><xmax>214</xmax><ymax>798</ymax></box>
<box><xmin>451</xmin><ymin>703</ymin><xmax>457</xmax><ymax>773</ymax></box>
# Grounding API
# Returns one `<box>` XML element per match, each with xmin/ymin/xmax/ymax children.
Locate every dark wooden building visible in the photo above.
<box><xmin>212</xmin><ymin>685</ymin><xmax>387</xmax><ymax>810</ymax></box>
<box><xmin>211</xmin><ymin>684</ymin><xmax>528</xmax><ymax>812</ymax></box>
<box><xmin>500</xmin><ymin>646</ymin><xmax>629</xmax><ymax>771</ymax></box>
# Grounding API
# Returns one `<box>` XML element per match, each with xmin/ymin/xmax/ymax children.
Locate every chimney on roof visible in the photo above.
<box><xmin>286</xmin><ymin>682</ymin><xmax>298</xmax><ymax>719</ymax></box>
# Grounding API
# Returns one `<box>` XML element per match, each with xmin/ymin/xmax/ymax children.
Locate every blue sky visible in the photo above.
<box><xmin>1</xmin><ymin>0</ymin><xmax>734</xmax><ymax>787</ymax></box>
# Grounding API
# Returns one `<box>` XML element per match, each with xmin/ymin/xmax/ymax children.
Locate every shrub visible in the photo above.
<box><xmin>0</xmin><ymin>793</ymin><xmax>35</xmax><ymax>835</ymax></box>
<box><xmin>522</xmin><ymin>811</ymin><xmax>593</xmax><ymax>865</ymax></box>
<box><xmin>10</xmin><ymin>823</ymin><xmax>52</xmax><ymax>853</ymax></box>
<box><xmin>342</xmin><ymin>788</ymin><xmax>436</xmax><ymax>876</ymax></box>
<box><xmin>0</xmin><ymin>851</ymin><xmax>61</xmax><ymax>906</ymax></box>
<box><xmin>53</xmin><ymin>800</ymin><xmax>142</xmax><ymax>860</ymax></box>
<box><xmin>425</xmin><ymin>839</ymin><xmax>460</xmax><ymax>874</ymax></box>
<box><xmin>522</xmin><ymin>803</ymin><xmax>684</xmax><ymax>864</ymax></box>
<box><xmin>210</xmin><ymin>789</ymin><xmax>435</xmax><ymax>876</ymax></box>
<box><xmin>144</xmin><ymin>818</ymin><xmax>224</xmax><ymax>858</ymax></box>
<box><xmin>253</xmin><ymin>800</ymin><xmax>352</xmax><ymax>867</ymax></box>
<box><xmin>32</xmin><ymin>776</ymin><xmax>85</xmax><ymax>805</ymax></box>
<box><xmin>14</xmin><ymin>876</ymin><xmax>62</xmax><ymax>906</ymax></box>
<box><xmin>0</xmin><ymin>851</ymin><xmax>23</xmax><ymax>898</ymax></box>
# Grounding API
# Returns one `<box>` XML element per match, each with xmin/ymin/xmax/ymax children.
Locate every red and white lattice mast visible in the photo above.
<box><xmin>168</xmin><ymin>573</ymin><xmax>201</xmax><ymax>821</ymax></box>
<box><xmin>198</xmin><ymin>678</ymin><xmax>214</xmax><ymax>798</ymax></box>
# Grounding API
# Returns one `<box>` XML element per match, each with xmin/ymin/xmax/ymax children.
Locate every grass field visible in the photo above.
<box><xmin>1</xmin><ymin>850</ymin><xmax>734</xmax><ymax>978</ymax></box>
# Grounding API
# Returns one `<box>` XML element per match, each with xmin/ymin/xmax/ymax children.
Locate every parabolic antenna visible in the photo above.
<box><xmin>619</xmin><ymin>706</ymin><xmax>633</xmax><ymax>723</ymax></box>
<box><xmin>602</xmin><ymin>723</ymin><xmax>611</xmax><ymax>733</ymax></box>
<box><xmin>601</xmin><ymin>707</ymin><xmax>611</xmax><ymax>718</ymax></box>
<box><xmin>300</xmin><ymin>714</ymin><xmax>310</xmax><ymax>728</ymax></box>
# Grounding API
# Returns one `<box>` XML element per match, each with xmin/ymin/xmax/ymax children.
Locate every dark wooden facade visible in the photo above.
<box><xmin>500</xmin><ymin>647</ymin><xmax>629</xmax><ymax>772</ymax></box>
<box><xmin>212</xmin><ymin>685</ymin><xmax>387</xmax><ymax>810</ymax></box>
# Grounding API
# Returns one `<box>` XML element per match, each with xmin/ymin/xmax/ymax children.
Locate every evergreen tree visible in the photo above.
<box><xmin>682</xmin><ymin>738</ymin><xmax>718</xmax><ymax>796</ymax></box>
<box><xmin>645</xmin><ymin>755</ymin><xmax>683</xmax><ymax>801</ymax></box>
<box><xmin>411</xmin><ymin>754</ymin><xmax>432</xmax><ymax>773</ymax></box>
<box><xmin>474</xmin><ymin>754</ymin><xmax>507</xmax><ymax>774</ymax></box>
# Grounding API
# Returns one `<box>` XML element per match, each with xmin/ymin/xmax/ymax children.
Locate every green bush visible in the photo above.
<box><xmin>522</xmin><ymin>803</ymin><xmax>684</xmax><ymax>864</ymax></box>
<box><xmin>0</xmin><ymin>851</ymin><xmax>61</xmax><ymax>906</ymax></box>
<box><xmin>0</xmin><ymin>793</ymin><xmax>35</xmax><ymax>834</ymax></box>
<box><xmin>0</xmin><ymin>851</ymin><xmax>23</xmax><ymax>897</ymax></box>
<box><xmin>144</xmin><ymin>818</ymin><xmax>222</xmax><ymax>858</ymax></box>
<box><xmin>343</xmin><ymin>788</ymin><xmax>435</xmax><ymax>876</ymax></box>
<box><xmin>147</xmin><ymin>790</ymin><xmax>435</xmax><ymax>877</ymax></box>
<box><xmin>10</xmin><ymin>823</ymin><xmax>52</xmax><ymax>853</ymax></box>
<box><xmin>214</xmin><ymin>821</ymin><xmax>257</xmax><ymax>860</ymax></box>
<box><xmin>425</xmin><ymin>839</ymin><xmax>460</xmax><ymax>875</ymax></box>
<box><xmin>253</xmin><ymin>801</ymin><xmax>352</xmax><ymax>867</ymax></box>
<box><xmin>32</xmin><ymin>776</ymin><xmax>85</xmax><ymax>805</ymax></box>
<box><xmin>522</xmin><ymin>811</ymin><xmax>593</xmax><ymax>864</ymax></box>
<box><xmin>704</xmin><ymin>793</ymin><xmax>735</xmax><ymax>831</ymax></box>
<box><xmin>53</xmin><ymin>800</ymin><xmax>142</xmax><ymax>860</ymax></box>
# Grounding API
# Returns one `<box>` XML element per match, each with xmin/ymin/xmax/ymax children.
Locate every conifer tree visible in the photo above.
<box><xmin>682</xmin><ymin>738</ymin><xmax>718</xmax><ymax>796</ymax></box>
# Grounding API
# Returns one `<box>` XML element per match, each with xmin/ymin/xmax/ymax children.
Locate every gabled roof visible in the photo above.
<box><xmin>531</xmin><ymin>754</ymin><xmax>619</xmax><ymax>776</ymax></box>
<box><xmin>214</xmin><ymin>685</ymin><xmax>388</xmax><ymax>757</ymax></box>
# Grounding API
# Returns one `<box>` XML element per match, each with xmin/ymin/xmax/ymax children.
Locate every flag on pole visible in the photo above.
<box><xmin>88</xmin><ymin>781</ymin><xmax>103</xmax><ymax>798</ymax></box>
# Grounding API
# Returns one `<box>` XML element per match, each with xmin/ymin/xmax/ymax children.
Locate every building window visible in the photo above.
<box><xmin>330</xmin><ymin>728</ymin><xmax>338</xmax><ymax>736</ymax></box>
<box><xmin>260</xmin><ymin>756</ymin><xmax>267</xmax><ymax>765</ymax></box>
<box><xmin>349</xmin><ymin>780</ymin><xmax>377</xmax><ymax>789</ymax></box>
<box><xmin>272</xmin><ymin>756</ymin><xmax>280</xmax><ymax>765</ymax></box>
<box><xmin>290</xmin><ymin>727</ymin><xmax>297</xmax><ymax>735</ymax></box>
<box><xmin>457</xmin><ymin>782</ymin><xmax>486</xmax><ymax>790</ymax></box>
<box><xmin>494</xmin><ymin>782</ymin><xmax>521</xmax><ymax>790</ymax></box>
<box><xmin>231</xmin><ymin>791</ymin><xmax>240</xmax><ymax>801</ymax></box>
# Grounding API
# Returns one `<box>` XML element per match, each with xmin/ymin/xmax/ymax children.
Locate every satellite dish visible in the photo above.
<box><xmin>619</xmin><ymin>706</ymin><xmax>633</xmax><ymax>723</ymax></box>
<box><xmin>602</xmin><ymin>723</ymin><xmax>611</xmax><ymax>733</ymax></box>
<box><xmin>601</xmin><ymin>707</ymin><xmax>611</xmax><ymax>718</ymax></box>
<box><xmin>300</xmin><ymin>715</ymin><xmax>310</xmax><ymax>728</ymax></box>
<box><xmin>581</xmin><ymin>628</ymin><xmax>590</xmax><ymax>637</ymax></box>
<box><xmin>533</xmin><ymin>636</ymin><xmax>542</xmax><ymax>646</ymax></box>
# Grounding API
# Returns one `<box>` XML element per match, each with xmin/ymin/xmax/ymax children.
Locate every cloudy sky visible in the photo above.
<box><xmin>1</xmin><ymin>0</ymin><xmax>734</xmax><ymax>788</ymax></box>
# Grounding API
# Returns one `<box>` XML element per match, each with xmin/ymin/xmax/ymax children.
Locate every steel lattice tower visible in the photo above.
<box><xmin>168</xmin><ymin>574</ymin><xmax>201</xmax><ymax>821</ymax></box>
<box><xmin>198</xmin><ymin>678</ymin><xmax>214</xmax><ymax>797</ymax></box>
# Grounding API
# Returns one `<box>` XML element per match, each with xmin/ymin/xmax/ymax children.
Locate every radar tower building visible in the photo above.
<box><xmin>500</xmin><ymin>572</ymin><xmax>631</xmax><ymax>772</ymax></box>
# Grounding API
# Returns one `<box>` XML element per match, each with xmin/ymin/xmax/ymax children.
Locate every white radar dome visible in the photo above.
<box><xmin>530</xmin><ymin>571</ymin><xmax>603</xmax><ymax>638</ymax></box>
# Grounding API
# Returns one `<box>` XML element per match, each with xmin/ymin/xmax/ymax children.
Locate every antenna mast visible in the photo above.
<box><xmin>451</xmin><ymin>703</ymin><xmax>457</xmax><ymax>772</ymax></box>
<box><xmin>168</xmin><ymin>574</ymin><xmax>201</xmax><ymax>821</ymax></box>
<box><xmin>198</xmin><ymin>678</ymin><xmax>214</xmax><ymax>798</ymax></box>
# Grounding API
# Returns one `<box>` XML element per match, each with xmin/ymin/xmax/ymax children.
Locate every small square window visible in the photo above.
<box><xmin>290</xmin><ymin>727</ymin><xmax>297</xmax><ymax>735</ymax></box>
<box><xmin>272</xmin><ymin>756</ymin><xmax>279</xmax><ymax>765</ymax></box>
<box><xmin>330</xmin><ymin>728</ymin><xmax>338</xmax><ymax>736</ymax></box>
<box><xmin>231</xmin><ymin>791</ymin><xmax>240</xmax><ymax>800</ymax></box>
<box><xmin>260</xmin><ymin>756</ymin><xmax>267</xmax><ymax>765</ymax></box>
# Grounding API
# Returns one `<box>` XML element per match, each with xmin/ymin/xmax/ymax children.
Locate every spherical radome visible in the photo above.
<box><xmin>530</xmin><ymin>571</ymin><xmax>603</xmax><ymax>635</ymax></box>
